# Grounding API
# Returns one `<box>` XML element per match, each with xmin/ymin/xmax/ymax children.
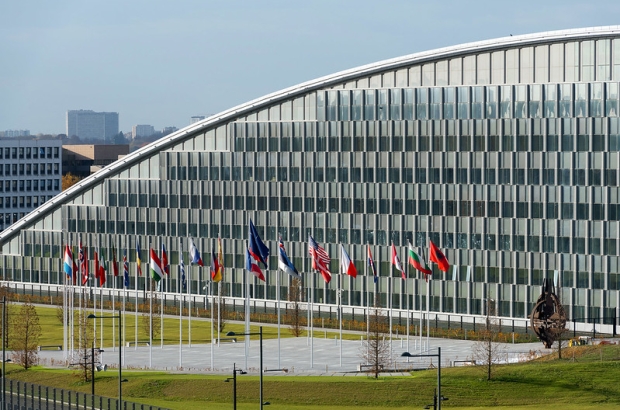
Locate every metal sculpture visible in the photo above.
<box><xmin>530</xmin><ymin>278</ymin><xmax>567</xmax><ymax>348</ymax></box>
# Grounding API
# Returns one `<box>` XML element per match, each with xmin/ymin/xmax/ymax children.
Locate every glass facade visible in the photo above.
<box><xmin>3</xmin><ymin>28</ymin><xmax>620</xmax><ymax>326</ymax></box>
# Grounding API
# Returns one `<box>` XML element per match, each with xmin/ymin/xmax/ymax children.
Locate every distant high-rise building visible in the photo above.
<box><xmin>190</xmin><ymin>116</ymin><xmax>205</xmax><ymax>124</ymax></box>
<box><xmin>66</xmin><ymin>110</ymin><xmax>119</xmax><ymax>142</ymax></box>
<box><xmin>162</xmin><ymin>126</ymin><xmax>178</xmax><ymax>135</ymax></box>
<box><xmin>132</xmin><ymin>124</ymin><xmax>155</xmax><ymax>139</ymax></box>
<box><xmin>0</xmin><ymin>139</ymin><xmax>62</xmax><ymax>232</ymax></box>
<box><xmin>1</xmin><ymin>130</ymin><xmax>31</xmax><ymax>138</ymax></box>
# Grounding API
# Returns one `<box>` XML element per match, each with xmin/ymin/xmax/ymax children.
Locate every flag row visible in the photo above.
<box><xmin>63</xmin><ymin>221</ymin><xmax>451</xmax><ymax>289</ymax></box>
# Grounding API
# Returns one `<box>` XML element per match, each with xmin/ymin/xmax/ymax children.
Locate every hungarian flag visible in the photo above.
<box><xmin>408</xmin><ymin>242</ymin><xmax>432</xmax><ymax>276</ymax></box>
<box><xmin>391</xmin><ymin>242</ymin><xmax>405</xmax><ymax>280</ymax></box>
<box><xmin>150</xmin><ymin>248</ymin><xmax>163</xmax><ymax>282</ymax></box>
<box><xmin>429</xmin><ymin>240</ymin><xmax>450</xmax><ymax>272</ymax></box>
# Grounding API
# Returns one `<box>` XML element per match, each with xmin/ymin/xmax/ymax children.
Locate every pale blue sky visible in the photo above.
<box><xmin>1</xmin><ymin>1</ymin><xmax>619</xmax><ymax>134</ymax></box>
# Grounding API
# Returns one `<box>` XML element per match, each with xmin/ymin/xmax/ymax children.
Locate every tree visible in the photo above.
<box><xmin>287</xmin><ymin>278</ymin><xmax>305</xmax><ymax>337</ymax></box>
<box><xmin>471</xmin><ymin>299</ymin><xmax>505</xmax><ymax>381</ymax></box>
<box><xmin>74</xmin><ymin>313</ymin><xmax>98</xmax><ymax>382</ymax></box>
<box><xmin>360</xmin><ymin>295</ymin><xmax>391</xmax><ymax>379</ymax></box>
<box><xmin>113</xmin><ymin>131</ymin><xmax>127</xmax><ymax>145</ymax></box>
<box><xmin>62</xmin><ymin>173</ymin><xmax>82</xmax><ymax>191</ymax></box>
<box><xmin>141</xmin><ymin>289</ymin><xmax>161</xmax><ymax>340</ymax></box>
<box><xmin>214</xmin><ymin>283</ymin><xmax>228</xmax><ymax>333</ymax></box>
<box><xmin>10</xmin><ymin>299</ymin><xmax>42</xmax><ymax>369</ymax></box>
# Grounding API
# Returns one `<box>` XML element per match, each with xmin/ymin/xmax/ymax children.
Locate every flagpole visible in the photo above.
<box><xmin>78</xmin><ymin>235</ymin><xmax>82</xmax><ymax>356</ymax></box>
<box><xmin>365</xmin><ymin>245</ymin><xmax>369</xmax><ymax>366</ymax></box>
<box><xmin>406</xmin><ymin>243</ymin><xmax>410</xmax><ymax>356</ymax></box>
<box><xmin>277</xmin><ymin>248</ymin><xmax>281</xmax><ymax>370</ymax></box>
<box><xmin>217</xmin><ymin>282</ymin><xmax>221</xmax><ymax>347</ymax></box>
<box><xmin>310</xmin><ymin>270</ymin><xmax>314</xmax><ymax>369</ymax></box>
<box><xmin>338</xmin><ymin>271</ymin><xmax>342</xmax><ymax>368</ymax></box>
<box><xmin>134</xmin><ymin>237</ymin><xmax>138</xmax><ymax>351</ymax></box>
<box><xmin>179</xmin><ymin>238</ymin><xmax>183</xmax><ymax>368</ymax></box>
<box><xmin>210</xmin><ymin>279</ymin><xmax>214</xmax><ymax>370</ymax></box>
<box><xmin>149</xmin><ymin>242</ymin><xmax>153</xmax><ymax>369</ymax></box>
<box><xmin>188</xmin><ymin>262</ymin><xmax>192</xmax><ymax>349</ymax></box>
<box><xmin>63</xmin><ymin>246</ymin><xmax>68</xmax><ymax>361</ymax></box>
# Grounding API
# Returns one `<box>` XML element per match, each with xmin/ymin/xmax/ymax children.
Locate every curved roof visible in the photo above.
<box><xmin>2</xmin><ymin>25</ymin><xmax>620</xmax><ymax>245</ymax></box>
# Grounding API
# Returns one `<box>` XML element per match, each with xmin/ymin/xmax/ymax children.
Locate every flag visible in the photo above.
<box><xmin>391</xmin><ymin>242</ymin><xmax>405</xmax><ymax>279</ymax></box>
<box><xmin>210</xmin><ymin>245</ymin><xmax>221</xmax><ymax>283</ymax></box>
<box><xmin>123</xmin><ymin>250</ymin><xmax>129</xmax><ymax>288</ymax></box>
<box><xmin>94</xmin><ymin>249</ymin><xmax>99</xmax><ymax>283</ymax></box>
<box><xmin>367</xmin><ymin>244</ymin><xmax>377</xmax><ymax>284</ymax></box>
<box><xmin>189</xmin><ymin>238</ymin><xmax>204</xmax><ymax>266</ymax></box>
<box><xmin>180</xmin><ymin>250</ymin><xmax>187</xmax><ymax>292</ymax></box>
<box><xmin>63</xmin><ymin>245</ymin><xmax>73</xmax><ymax>278</ymax></box>
<box><xmin>161</xmin><ymin>243</ymin><xmax>170</xmax><ymax>275</ymax></box>
<box><xmin>72</xmin><ymin>246</ymin><xmax>79</xmax><ymax>284</ymax></box>
<box><xmin>248</xmin><ymin>219</ymin><xmax>269</xmax><ymax>268</ymax></box>
<box><xmin>136</xmin><ymin>239</ymin><xmax>143</xmax><ymax>276</ymax></box>
<box><xmin>150</xmin><ymin>248</ymin><xmax>163</xmax><ymax>282</ymax></box>
<box><xmin>98</xmin><ymin>248</ymin><xmax>107</xmax><ymax>286</ymax></box>
<box><xmin>408</xmin><ymin>242</ymin><xmax>432</xmax><ymax>276</ymax></box>
<box><xmin>112</xmin><ymin>244</ymin><xmax>119</xmax><ymax>277</ymax></box>
<box><xmin>245</xmin><ymin>247</ymin><xmax>265</xmax><ymax>281</ymax></box>
<box><xmin>278</xmin><ymin>237</ymin><xmax>300</xmax><ymax>278</ymax></box>
<box><xmin>80</xmin><ymin>241</ymin><xmax>89</xmax><ymax>285</ymax></box>
<box><xmin>340</xmin><ymin>244</ymin><xmax>357</xmax><ymax>278</ymax></box>
<box><xmin>216</xmin><ymin>237</ymin><xmax>224</xmax><ymax>281</ymax></box>
<box><xmin>308</xmin><ymin>235</ymin><xmax>331</xmax><ymax>283</ymax></box>
<box><xmin>429</xmin><ymin>240</ymin><xmax>450</xmax><ymax>272</ymax></box>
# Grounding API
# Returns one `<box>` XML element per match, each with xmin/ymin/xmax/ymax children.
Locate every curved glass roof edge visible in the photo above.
<box><xmin>2</xmin><ymin>25</ymin><xmax>620</xmax><ymax>245</ymax></box>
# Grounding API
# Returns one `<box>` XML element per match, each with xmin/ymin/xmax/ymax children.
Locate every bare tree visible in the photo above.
<box><xmin>141</xmin><ymin>291</ymin><xmax>161</xmax><ymax>341</ymax></box>
<box><xmin>360</xmin><ymin>295</ymin><xmax>391</xmax><ymax>379</ymax></box>
<box><xmin>74</xmin><ymin>313</ymin><xmax>98</xmax><ymax>382</ymax></box>
<box><xmin>10</xmin><ymin>298</ymin><xmax>42</xmax><ymax>369</ymax></box>
<box><xmin>215</xmin><ymin>283</ymin><xmax>228</xmax><ymax>333</ymax></box>
<box><xmin>287</xmin><ymin>278</ymin><xmax>305</xmax><ymax>337</ymax></box>
<box><xmin>471</xmin><ymin>299</ymin><xmax>505</xmax><ymax>381</ymax></box>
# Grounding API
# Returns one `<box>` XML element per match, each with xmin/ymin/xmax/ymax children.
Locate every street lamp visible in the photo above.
<box><xmin>224</xmin><ymin>362</ymin><xmax>247</xmax><ymax>410</ymax></box>
<box><xmin>402</xmin><ymin>347</ymin><xmax>442</xmax><ymax>410</ymax></box>
<box><xmin>88</xmin><ymin>313</ymin><xmax>122</xmax><ymax>410</ymax></box>
<box><xmin>91</xmin><ymin>346</ymin><xmax>105</xmax><ymax>396</ymax></box>
<box><xmin>226</xmin><ymin>327</ymin><xmax>267</xmax><ymax>409</ymax></box>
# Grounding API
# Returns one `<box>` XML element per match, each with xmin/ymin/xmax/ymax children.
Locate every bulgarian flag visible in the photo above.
<box><xmin>408</xmin><ymin>242</ymin><xmax>432</xmax><ymax>279</ymax></box>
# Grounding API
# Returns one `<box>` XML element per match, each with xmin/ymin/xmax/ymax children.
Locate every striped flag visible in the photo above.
<box><xmin>150</xmin><ymin>248</ymin><xmax>163</xmax><ymax>282</ymax></box>
<box><xmin>308</xmin><ymin>235</ymin><xmax>331</xmax><ymax>283</ymax></box>
<box><xmin>367</xmin><ymin>244</ymin><xmax>377</xmax><ymax>284</ymax></box>
<box><xmin>391</xmin><ymin>242</ymin><xmax>405</xmax><ymax>279</ymax></box>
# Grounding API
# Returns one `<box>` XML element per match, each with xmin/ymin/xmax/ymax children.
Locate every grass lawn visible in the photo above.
<box><xmin>5</xmin><ymin>342</ymin><xmax>620</xmax><ymax>409</ymax></box>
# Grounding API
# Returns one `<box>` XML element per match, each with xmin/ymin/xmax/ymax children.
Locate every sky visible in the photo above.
<box><xmin>1</xmin><ymin>0</ymin><xmax>619</xmax><ymax>135</ymax></box>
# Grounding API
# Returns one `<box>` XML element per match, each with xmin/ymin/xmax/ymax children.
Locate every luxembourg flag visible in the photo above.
<box><xmin>63</xmin><ymin>244</ymin><xmax>74</xmax><ymax>278</ymax></box>
<box><xmin>340</xmin><ymin>244</ymin><xmax>357</xmax><ymax>278</ymax></box>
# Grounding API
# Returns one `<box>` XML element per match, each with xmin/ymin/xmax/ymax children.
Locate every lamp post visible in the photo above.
<box><xmin>226</xmin><ymin>327</ymin><xmax>267</xmax><ymax>409</ymax></box>
<box><xmin>91</xmin><ymin>345</ymin><xmax>105</xmax><ymax>397</ymax></box>
<box><xmin>402</xmin><ymin>347</ymin><xmax>442</xmax><ymax>410</ymax></box>
<box><xmin>224</xmin><ymin>363</ymin><xmax>247</xmax><ymax>410</ymax></box>
<box><xmin>88</xmin><ymin>313</ymin><xmax>122</xmax><ymax>410</ymax></box>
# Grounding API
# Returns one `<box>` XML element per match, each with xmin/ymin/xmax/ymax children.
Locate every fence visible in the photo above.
<box><xmin>3</xmin><ymin>379</ymin><xmax>168</xmax><ymax>410</ymax></box>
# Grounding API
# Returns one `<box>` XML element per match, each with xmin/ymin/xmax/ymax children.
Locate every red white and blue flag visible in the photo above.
<box><xmin>161</xmin><ymin>243</ymin><xmax>170</xmax><ymax>275</ymax></box>
<box><xmin>278</xmin><ymin>237</ymin><xmax>300</xmax><ymax>278</ymax></box>
<box><xmin>340</xmin><ymin>244</ymin><xmax>357</xmax><ymax>278</ymax></box>
<box><xmin>123</xmin><ymin>250</ymin><xmax>129</xmax><ymax>288</ymax></box>
<box><xmin>367</xmin><ymin>244</ymin><xmax>378</xmax><ymax>284</ymax></box>
<box><xmin>63</xmin><ymin>244</ymin><xmax>73</xmax><ymax>278</ymax></box>
<box><xmin>245</xmin><ymin>247</ymin><xmax>265</xmax><ymax>281</ymax></box>
<box><xmin>189</xmin><ymin>238</ymin><xmax>204</xmax><ymax>267</ymax></box>
<box><xmin>79</xmin><ymin>240</ymin><xmax>89</xmax><ymax>285</ymax></box>
<box><xmin>308</xmin><ymin>235</ymin><xmax>331</xmax><ymax>284</ymax></box>
<box><xmin>248</xmin><ymin>219</ymin><xmax>269</xmax><ymax>268</ymax></box>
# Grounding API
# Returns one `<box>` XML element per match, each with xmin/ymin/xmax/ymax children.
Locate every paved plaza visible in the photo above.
<box><xmin>37</xmin><ymin>324</ymin><xmax>552</xmax><ymax>376</ymax></box>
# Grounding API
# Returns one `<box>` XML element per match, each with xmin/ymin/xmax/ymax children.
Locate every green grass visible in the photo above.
<box><xmin>7</xmin><ymin>343</ymin><xmax>620</xmax><ymax>409</ymax></box>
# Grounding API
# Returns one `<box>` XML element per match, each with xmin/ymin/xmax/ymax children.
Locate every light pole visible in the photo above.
<box><xmin>88</xmin><ymin>313</ymin><xmax>122</xmax><ymax>410</ymax></box>
<box><xmin>91</xmin><ymin>345</ymin><xmax>105</xmax><ymax>396</ymax></box>
<box><xmin>402</xmin><ymin>347</ymin><xmax>442</xmax><ymax>410</ymax></box>
<box><xmin>226</xmin><ymin>327</ymin><xmax>268</xmax><ymax>409</ymax></box>
<box><xmin>224</xmin><ymin>362</ymin><xmax>247</xmax><ymax>410</ymax></box>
